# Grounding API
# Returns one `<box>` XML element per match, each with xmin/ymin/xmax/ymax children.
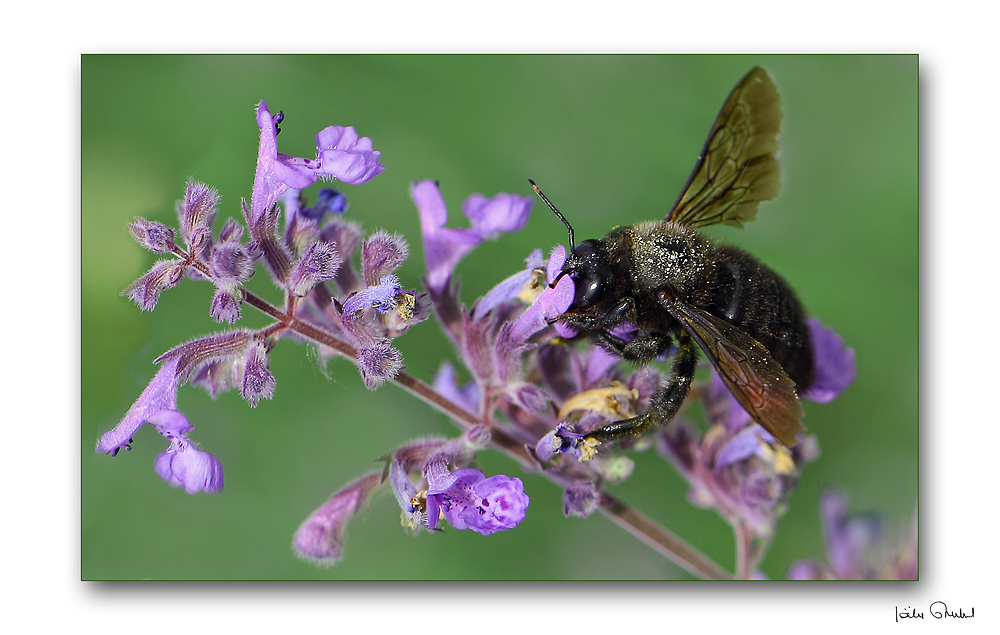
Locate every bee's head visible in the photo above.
<box><xmin>562</xmin><ymin>238</ymin><xmax>615</xmax><ymax>309</ymax></box>
<box><xmin>528</xmin><ymin>179</ymin><xmax>618</xmax><ymax>312</ymax></box>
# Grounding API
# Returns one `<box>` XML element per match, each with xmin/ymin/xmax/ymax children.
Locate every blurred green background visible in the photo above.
<box><xmin>82</xmin><ymin>55</ymin><xmax>917</xmax><ymax>580</ymax></box>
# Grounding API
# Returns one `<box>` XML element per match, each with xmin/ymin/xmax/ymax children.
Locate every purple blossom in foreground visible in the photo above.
<box><xmin>787</xmin><ymin>490</ymin><xmax>917</xmax><ymax>580</ymax></box>
<box><xmin>536</xmin><ymin>423</ymin><xmax>588</xmax><ymax>463</ymax></box>
<box><xmin>424</xmin><ymin>463</ymin><xmax>529</xmax><ymax>536</ymax></box>
<box><xmin>316</xmin><ymin>126</ymin><xmax>386</xmax><ymax>186</ymax></box>
<box><xmin>381</xmin><ymin>427</ymin><xmax>493</xmax><ymax>529</ymax></box>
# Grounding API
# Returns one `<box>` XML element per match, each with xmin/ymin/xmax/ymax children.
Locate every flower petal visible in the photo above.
<box><xmin>461</xmin><ymin>192</ymin><xmax>533</xmax><ymax>237</ymax></box>
<box><xmin>96</xmin><ymin>358</ymin><xmax>180</xmax><ymax>454</ymax></box>
<box><xmin>803</xmin><ymin>318</ymin><xmax>857</xmax><ymax>403</ymax></box>
<box><xmin>156</xmin><ymin>441</ymin><xmax>225</xmax><ymax>495</ymax></box>
<box><xmin>315</xmin><ymin>126</ymin><xmax>385</xmax><ymax>185</ymax></box>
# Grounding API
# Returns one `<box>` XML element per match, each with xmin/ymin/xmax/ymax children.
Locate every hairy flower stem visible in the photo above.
<box><xmin>239</xmin><ymin>285</ymin><xmax>729</xmax><ymax>579</ymax></box>
<box><xmin>733</xmin><ymin>521</ymin><xmax>768</xmax><ymax>580</ymax></box>
<box><xmin>735</xmin><ymin>521</ymin><xmax>753</xmax><ymax>580</ymax></box>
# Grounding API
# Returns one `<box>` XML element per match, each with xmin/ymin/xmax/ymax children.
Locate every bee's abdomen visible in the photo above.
<box><xmin>712</xmin><ymin>246</ymin><xmax>814</xmax><ymax>391</ymax></box>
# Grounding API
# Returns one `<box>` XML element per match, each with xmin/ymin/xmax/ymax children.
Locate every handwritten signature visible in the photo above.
<box><xmin>896</xmin><ymin>602</ymin><xmax>975</xmax><ymax>622</ymax></box>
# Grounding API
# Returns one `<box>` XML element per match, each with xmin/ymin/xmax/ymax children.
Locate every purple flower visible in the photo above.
<box><xmin>508</xmin><ymin>245</ymin><xmax>575</xmax><ymax>343</ymax></box>
<box><xmin>240</xmin><ymin>341</ymin><xmax>275</xmax><ymax>406</ymax></box>
<box><xmin>290</xmin><ymin>241</ymin><xmax>342</xmax><ymax>297</ymax></box>
<box><xmin>337</xmin><ymin>267</ymin><xmax>423</xmax><ymax>347</ymax></box>
<box><xmin>251</xmin><ymin>103</ymin><xmax>321</xmax><ymax>226</ymax></box>
<box><xmin>413</xmin><ymin>181</ymin><xmax>484</xmax><ymax>294</ymax></box>
<box><xmin>315</xmin><ymin>126</ymin><xmax>385</xmax><ymax>185</ymax></box>
<box><xmin>153</xmin><ymin>439</ymin><xmax>224</xmax><ymax>494</ymax></box>
<box><xmin>433</xmin><ymin>361</ymin><xmax>480</xmax><ymax>414</ymax></box>
<box><xmin>563</xmin><ymin>481</ymin><xmax>600</xmax><ymax>518</ymax></box>
<box><xmin>96</xmin><ymin>366</ymin><xmax>223</xmax><ymax>495</ymax></box>
<box><xmin>96</xmin><ymin>356</ymin><xmax>181</xmax><ymax>455</ymax></box>
<box><xmin>357</xmin><ymin>339</ymin><xmax>404</xmax><ymax>389</ymax></box>
<box><xmin>425</xmin><ymin>466</ymin><xmax>529</xmax><ymax>536</ymax></box>
<box><xmin>802</xmin><ymin>318</ymin><xmax>857</xmax><ymax>403</ymax></box>
<box><xmin>473</xmin><ymin>249</ymin><xmax>545</xmax><ymax>321</ymax></box>
<box><xmin>342</xmin><ymin>275</ymin><xmax>403</xmax><ymax>315</ymax></box>
<box><xmin>304</xmin><ymin>188</ymin><xmax>348</xmax><ymax>219</ymax></box>
<box><xmin>209</xmin><ymin>218</ymin><xmax>255</xmax><ymax>287</ymax></box>
<box><xmin>535</xmin><ymin>423</ymin><xmax>592</xmax><ymax>462</ymax></box>
<box><xmin>128</xmin><ymin>217</ymin><xmax>176</xmax><ymax>253</ymax></box>
<box><xmin>461</xmin><ymin>192</ymin><xmax>532</xmax><ymax>237</ymax></box>
<box><xmin>210</xmin><ymin>288</ymin><xmax>242</xmax><ymax>323</ymax></box>
<box><xmin>293</xmin><ymin>472</ymin><xmax>383</xmax><ymax>567</ymax></box>
<box><xmin>361</xmin><ymin>230</ymin><xmax>409</xmax><ymax>287</ymax></box>
<box><xmin>176</xmin><ymin>179</ymin><xmax>220</xmax><ymax>253</ymax></box>
<box><xmin>413</xmin><ymin>180</ymin><xmax>533</xmax><ymax>295</ymax></box>
<box><xmin>250</xmin><ymin>101</ymin><xmax>383</xmax><ymax>227</ymax></box>
<box><xmin>122</xmin><ymin>260</ymin><xmax>186</xmax><ymax>312</ymax></box>
<box><xmin>150</xmin><ymin>410</ymin><xmax>224</xmax><ymax>495</ymax></box>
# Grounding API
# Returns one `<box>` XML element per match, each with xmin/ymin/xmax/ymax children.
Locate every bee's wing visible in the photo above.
<box><xmin>665</xmin><ymin>67</ymin><xmax>782</xmax><ymax>229</ymax></box>
<box><xmin>661</xmin><ymin>295</ymin><xmax>805</xmax><ymax>447</ymax></box>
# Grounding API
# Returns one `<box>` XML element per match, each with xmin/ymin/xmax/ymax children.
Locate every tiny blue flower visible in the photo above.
<box><xmin>342</xmin><ymin>275</ymin><xmax>403</xmax><ymax>315</ymax></box>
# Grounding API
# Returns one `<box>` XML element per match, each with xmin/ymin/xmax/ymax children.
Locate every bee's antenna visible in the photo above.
<box><xmin>529</xmin><ymin>179</ymin><xmax>575</xmax><ymax>250</ymax></box>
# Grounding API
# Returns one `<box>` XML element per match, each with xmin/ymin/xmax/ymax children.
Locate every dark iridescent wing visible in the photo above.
<box><xmin>661</xmin><ymin>295</ymin><xmax>805</xmax><ymax>447</ymax></box>
<box><xmin>665</xmin><ymin>67</ymin><xmax>782</xmax><ymax>229</ymax></box>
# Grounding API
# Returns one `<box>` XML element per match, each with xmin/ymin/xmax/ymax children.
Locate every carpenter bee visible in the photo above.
<box><xmin>532</xmin><ymin>66</ymin><xmax>813</xmax><ymax>450</ymax></box>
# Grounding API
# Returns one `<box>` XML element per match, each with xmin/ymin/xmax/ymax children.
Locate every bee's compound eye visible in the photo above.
<box><xmin>577</xmin><ymin>273</ymin><xmax>605</xmax><ymax>308</ymax></box>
